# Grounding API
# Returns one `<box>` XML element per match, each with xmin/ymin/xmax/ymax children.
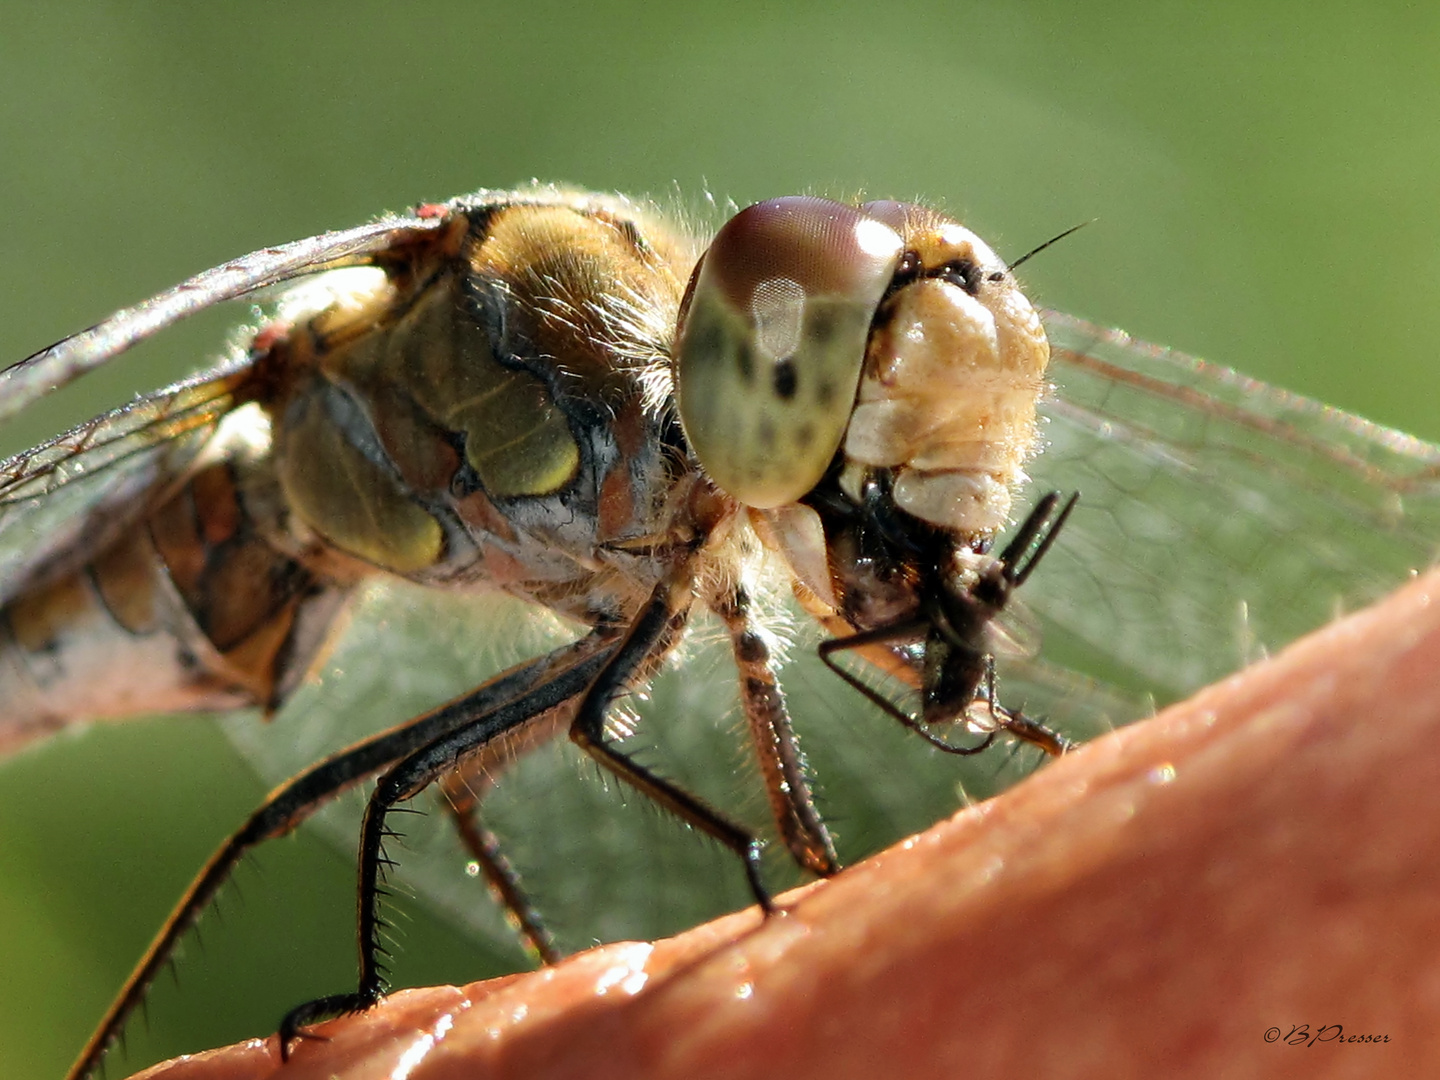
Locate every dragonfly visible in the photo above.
<box><xmin>1</xmin><ymin>186</ymin><xmax>1437</xmax><ymax>1080</ymax></box>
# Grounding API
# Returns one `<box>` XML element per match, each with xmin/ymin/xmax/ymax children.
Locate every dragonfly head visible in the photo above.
<box><xmin>676</xmin><ymin>194</ymin><xmax>1058</xmax><ymax>743</ymax></box>
<box><xmin>674</xmin><ymin>195</ymin><xmax>1049</xmax><ymax>537</ymax></box>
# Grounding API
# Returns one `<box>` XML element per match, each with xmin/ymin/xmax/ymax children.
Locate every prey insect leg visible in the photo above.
<box><xmin>817</xmin><ymin>620</ymin><xmax>1002</xmax><ymax>754</ymax></box>
<box><xmin>816</xmin><ymin>493</ymin><xmax>1080</xmax><ymax>759</ymax></box>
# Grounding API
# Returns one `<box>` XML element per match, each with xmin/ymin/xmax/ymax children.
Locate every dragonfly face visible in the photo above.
<box><xmin>2</xmin><ymin>184</ymin><xmax>1438</xmax><ymax>1078</ymax></box>
<box><xmin>671</xmin><ymin>194</ymin><xmax>1063</xmax><ymax>752</ymax></box>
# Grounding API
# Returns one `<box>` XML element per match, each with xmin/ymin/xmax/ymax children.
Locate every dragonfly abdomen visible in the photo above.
<box><xmin>0</xmin><ymin>454</ymin><xmax>353</xmax><ymax>753</ymax></box>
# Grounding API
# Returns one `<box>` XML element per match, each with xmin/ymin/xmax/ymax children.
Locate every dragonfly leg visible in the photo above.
<box><xmin>278</xmin><ymin>575</ymin><xmax>771</xmax><ymax>1058</ymax></box>
<box><xmin>276</xmin><ymin>633</ymin><xmax>620</xmax><ymax>1056</ymax></box>
<box><xmin>714</xmin><ymin>585</ymin><xmax>838</xmax><ymax>877</ymax></box>
<box><xmin>567</xmin><ymin>576</ymin><xmax>772</xmax><ymax>912</ymax></box>
<box><xmin>439</xmin><ymin>772</ymin><xmax>559</xmax><ymax>964</ymax></box>
<box><xmin>66</xmin><ymin>632</ymin><xmax>615</xmax><ymax>1080</ymax></box>
<box><xmin>434</xmin><ymin>637</ymin><xmax>613</xmax><ymax>967</ymax></box>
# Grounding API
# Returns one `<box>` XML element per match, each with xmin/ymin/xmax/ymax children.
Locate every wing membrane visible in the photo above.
<box><xmin>0</xmin><ymin>212</ymin><xmax>448</xmax><ymax>424</ymax></box>
<box><xmin>225</xmin><ymin>586</ymin><xmax>1067</xmax><ymax>955</ymax></box>
<box><xmin>0</xmin><ymin>207</ymin><xmax>460</xmax><ymax>597</ymax></box>
<box><xmin>0</xmin><ymin>404</ymin><xmax>224</xmax><ymax>605</ymax></box>
<box><xmin>1031</xmin><ymin>310</ymin><xmax>1440</xmax><ymax>704</ymax></box>
<box><xmin>0</xmin><ymin>363</ymin><xmax>248</xmax><ymax>509</ymax></box>
<box><xmin>12</xmin><ymin>200</ymin><xmax>1437</xmax><ymax>962</ymax></box>
<box><xmin>232</xmin><ymin>309</ymin><xmax>1440</xmax><ymax>954</ymax></box>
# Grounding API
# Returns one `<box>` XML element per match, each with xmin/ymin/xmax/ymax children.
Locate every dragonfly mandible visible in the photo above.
<box><xmin>1</xmin><ymin>185</ymin><xmax>1438</xmax><ymax>1079</ymax></box>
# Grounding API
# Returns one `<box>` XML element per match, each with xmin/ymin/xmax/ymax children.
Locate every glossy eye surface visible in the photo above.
<box><xmin>675</xmin><ymin>196</ymin><xmax>903</xmax><ymax>508</ymax></box>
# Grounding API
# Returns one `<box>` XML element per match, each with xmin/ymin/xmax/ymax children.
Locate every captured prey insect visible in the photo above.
<box><xmin>2</xmin><ymin>186</ymin><xmax>1440</xmax><ymax>1078</ymax></box>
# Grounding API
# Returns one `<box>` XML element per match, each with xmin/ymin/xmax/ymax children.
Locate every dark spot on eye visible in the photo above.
<box><xmin>759</xmin><ymin>418</ymin><xmax>777</xmax><ymax>448</ymax></box>
<box><xmin>772</xmin><ymin>358</ymin><xmax>798</xmax><ymax>400</ymax></box>
<box><xmin>688</xmin><ymin>318</ymin><xmax>725</xmax><ymax>363</ymax></box>
<box><xmin>795</xmin><ymin>422</ymin><xmax>815</xmax><ymax>448</ymax></box>
<box><xmin>806</xmin><ymin>306</ymin><xmax>839</xmax><ymax>344</ymax></box>
<box><xmin>735</xmin><ymin>339</ymin><xmax>755</xmax><ymax>383</ymax></box>
<box><xmin>816</xmin><ymin>379</ymin><xmax>836</xmax><ymax>407</ymax></box>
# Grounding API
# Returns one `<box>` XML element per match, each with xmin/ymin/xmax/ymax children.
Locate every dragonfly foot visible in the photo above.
<box><xmin>278</xmin><ymin>992</ymin><xmax>375</xmax><ymax>1061</ymax></box>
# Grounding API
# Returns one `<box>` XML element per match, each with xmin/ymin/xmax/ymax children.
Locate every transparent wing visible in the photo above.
<box><xmin>1030</xmin><ymin>310</ymin><xmax>1440</xmax><ymax>707</ymax></box>
<box><xmin>227</xmin><ymin>312</ymin><xmax>1440</xmax><ymax>959</ymax></box>
<box><xmin>225</xmin><ymin>585</ymin><xmax>769</xmax><ymax>958</ymax></box>
<box><xmin>0</xmin><ymin>363</ymin><xmax>247</xmax><ymax>506</ymax></box>
<box><xmin>0</xmin><ymin>211</ymin><xmax>448</xmax><ymax>424</ymax></box>
<box><xmin>0</xmin><ymin>367</ymin><xmax>246</xmax><ymax>603</ymax></box>
<box><xmin>0</xmin><ymin>206</ymin><xmax>456</xmax><ymax>599</ymax></box>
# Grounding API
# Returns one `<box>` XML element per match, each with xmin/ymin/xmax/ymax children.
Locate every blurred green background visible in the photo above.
<box><xmin>1</xmin><ymin>3</ymin><xmax>1437</xmax><ymax>1077</ymax></box>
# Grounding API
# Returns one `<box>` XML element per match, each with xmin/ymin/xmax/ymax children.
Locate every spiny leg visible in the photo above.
<box><xmin>66</xmin><ymin>632</ymin><xmax>615</xmax><ymax>1080</ymax></box>
<box><xmin>435</xmin><ymin>668</ymin><xmax>595</xmax><ymax>966</ymax></box>
<box><xmin>975</xmin><ymin>657</ymin><xmax>1075</xmax><ymax>757</ymax></box>
<box><xmin>278</xmin><ymin>575</ymin><xmax>783</xmax><ymax>1057</ymax></box>
<box><xmin>440</xmin><ymin>771</ymin><xmax>559</xmax><ymax>965</ymax></box>
<box><xmin>817</xmin><ymin>622</ymin><xmax>1071</xmax><ymax>757</ymax></box>
<box><xmin>277</xmin><ymin>631</ymin><xmax>622</xmax><ymax>1055</ymax></box>
<box><xmin>567</xmin><ymin>576</ymin><xmax>771</xmax><ymax>911</ymax></box>
<box><xmin>713</xmin><ymin>585</ymin><xmax>838</xmax><ymax>877</ymax></box>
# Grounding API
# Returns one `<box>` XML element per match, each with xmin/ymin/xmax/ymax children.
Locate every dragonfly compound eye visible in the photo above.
<box><xmin>675</xmin><ymin>196</ymin><xmax>904</xmax><ymax>508</ymax></box>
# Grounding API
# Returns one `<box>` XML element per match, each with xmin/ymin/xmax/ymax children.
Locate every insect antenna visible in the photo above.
<box><xmin>1006</xmin><ymin>220</ymin><xmax>1092</xmax><ymax>272</ymax></box>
